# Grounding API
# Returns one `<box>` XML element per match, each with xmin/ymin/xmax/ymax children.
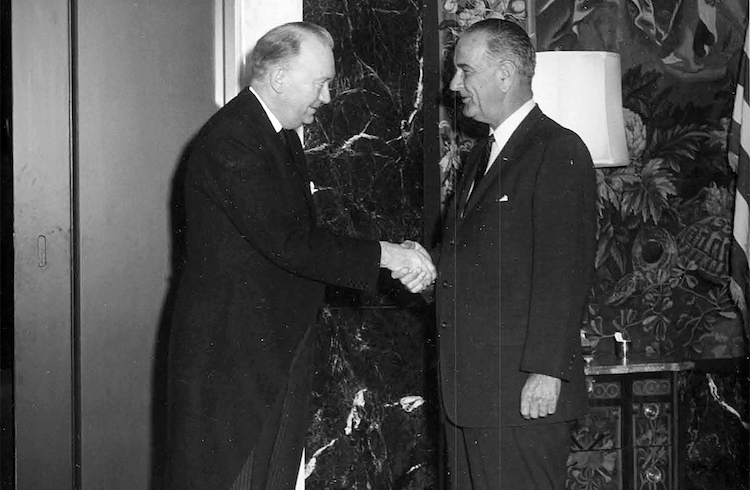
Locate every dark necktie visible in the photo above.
<box><xmin>279</xmin><ymin>129</ymin><xmax>313</xmax><ymax>197</ymax></box>
<box><xmin>279</xmin><ymin>129</ymin><xmax>296</xmax><ymax>158</ymax></box>
<box><xmin>470</xmin><ymin>134</ymin><xmax>495</xmax><ymax>197</ymax></box>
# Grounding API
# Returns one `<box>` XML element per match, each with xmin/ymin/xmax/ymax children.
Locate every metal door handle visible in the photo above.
<box><xmin>37</xmin><ymin>235</ymin><xmax>47</xmax><ymax>267</ymax></box>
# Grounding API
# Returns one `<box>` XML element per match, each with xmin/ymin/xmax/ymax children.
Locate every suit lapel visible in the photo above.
<box><xmin>461</xmin><ymin>107</ymin><xmax>544</xmax><ymax>218</ymax></box>
<box><xmin>240</xmin><ymin>90</ymin><xmax>315</xmax><ymax>215</ymax></box>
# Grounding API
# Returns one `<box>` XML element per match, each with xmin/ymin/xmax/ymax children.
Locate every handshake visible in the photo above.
<box><xmin>379</xmin><ymin>240</ymin><xmax>437</xmax><ymax>294</ymax></box>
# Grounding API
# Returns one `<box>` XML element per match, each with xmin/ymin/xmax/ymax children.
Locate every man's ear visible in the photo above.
<box><xmin>496</xmin><ymin>60</ymin><xmax>516</xmax><ymax>91</ymax></box>
<box><xmin>269</xmin><ymin>65</ymin><xmax>286</xmax><ymax>94</ymax></box>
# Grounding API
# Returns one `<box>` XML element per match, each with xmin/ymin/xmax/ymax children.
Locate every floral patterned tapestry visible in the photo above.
<box><xmin>438</xmin><ymin>0</ymin><xmax>749</xmax><ymax>360</ymax></box>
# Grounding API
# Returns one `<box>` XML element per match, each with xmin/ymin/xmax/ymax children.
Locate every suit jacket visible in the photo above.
<box><xmin>436</xmin><ymin>106</ymin><xmax>597</xmax><ymax>428</ymax></box>
<box><xmin>165</xmin><ymin>88</ymin><xmax>381</xmax><ymax>489</ymax></box>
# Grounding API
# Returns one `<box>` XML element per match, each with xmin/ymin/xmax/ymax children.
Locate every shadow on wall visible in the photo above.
<box><xmin>149</xmin><ymin>134</ymin><xmax>193</xmax><ymax>490</ymax></box>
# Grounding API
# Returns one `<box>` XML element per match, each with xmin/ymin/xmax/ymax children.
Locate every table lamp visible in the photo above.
<box><xmin>531</xmin><ymin>51</ymin><xmax>629</xmax><ymax>168</ymax></box>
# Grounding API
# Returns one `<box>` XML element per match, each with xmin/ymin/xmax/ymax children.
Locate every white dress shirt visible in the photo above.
<box><xmin>484</xmin><ymin>99</ymin><xmax>537</xmax><ymax>174</ymax></box>
<box><xmin>249</xmin><ymin>86</ymin><xmax>283</xmax><ymax>134</ymax></box>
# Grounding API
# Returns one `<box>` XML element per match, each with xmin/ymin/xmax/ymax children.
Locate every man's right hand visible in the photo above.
<box><xmin>379</xmin><ymin>240</ymin><xmax>436</xmax><ymax>293</ymax></box>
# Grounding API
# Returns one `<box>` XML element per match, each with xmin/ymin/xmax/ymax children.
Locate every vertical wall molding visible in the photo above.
<box><xmin>217</xmin><ymin>0</ymin><xmax>302</xmax><ymax>105</ymax></box>
<box><xmin>422</xmin><ymin>0</ymin><xmax>442</xmax><ymax>246</ymax></box>
<box><xmin>12</xmin><ymin>0</ymin><xmax>76</xmax><ymax>488</ymax></box>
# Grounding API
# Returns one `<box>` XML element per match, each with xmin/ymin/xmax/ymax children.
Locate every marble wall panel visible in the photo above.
<box><xmin>306</xmin><ymin>306</ymin><xmax>439</xmax><ymax>490</ymax></box>
<box><xmin>302</xmin><ymin>2</ymin><xmax>438</xmax><ymax>489</ymax></box>
<box><xmin>682</xmin><ymin>365</ymin><xmax>749</xmax><ymax>490</ymax></box>
<box><xmin>303</xmin><ymin>0</ymin><xmax>425</xmax><ymax>253</ymax></box>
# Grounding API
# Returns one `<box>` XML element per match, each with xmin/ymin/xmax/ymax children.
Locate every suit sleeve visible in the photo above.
<box><xmin>193</xmin><ymin>125</ymin><xmax>382</xmax><ymax>291</ymax></box>
<box><xmin>520</xmin><ymin>132</ymin><xmax>597</xmax><ymax>380</ymax></box>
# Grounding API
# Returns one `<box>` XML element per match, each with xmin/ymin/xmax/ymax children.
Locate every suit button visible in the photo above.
<box><xmin>442</xmin><ymin>280</ymin><xmax>450</xmax><ymax>288</ymax></box>
<box><xmin>449</xmin><ymin>238</ymin><xmax>456</xmax><ymax>246</ymax></box>
<box><xmin>440</xmin><ymin>321</ymin><xmax>449</xmax><ymax>329</ymax></box>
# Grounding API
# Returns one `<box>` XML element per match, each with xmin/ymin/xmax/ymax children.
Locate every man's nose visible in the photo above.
<box><xmin>449</xmin><ymin>72</ymin><xmax>462</xmax><ymax>92</ymax></box>
<box><xmin>319</xmin><ymin>85</ymin><xmax>331</xmax><ymax>104</ymax></box>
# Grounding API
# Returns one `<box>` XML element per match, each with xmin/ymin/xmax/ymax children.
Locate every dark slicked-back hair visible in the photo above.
<box><xmin>463</xmin><ymin>18</ymin><xmax>535</xmax><ymax>82</ymax></box>
<box><xmin>247</xmin><ymin>22</ymin><xmax>334</xmax><ymax>83</ymax></box>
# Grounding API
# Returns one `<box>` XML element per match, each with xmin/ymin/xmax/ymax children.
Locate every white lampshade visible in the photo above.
<box><xmin>531</xmin><ymin>51</ymin><xmax>629</xmax><ymax>167</ymax></box>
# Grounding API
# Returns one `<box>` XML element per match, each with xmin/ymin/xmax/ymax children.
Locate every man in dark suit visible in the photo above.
<box><xmin>436</xmin><ymin>18</ymin><xmax>597</xmax><ymax>490</ymax></box>
<box><xmin>164</xmin><ymin>22</ymin><xmax>435</xmax><ymax>490</ymax></box>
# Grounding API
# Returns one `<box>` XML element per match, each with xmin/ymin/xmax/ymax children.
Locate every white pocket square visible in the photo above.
<box><xmin>499</xmin><ymin>194</ymin><xmax>509</xmax><ymax>202</ymax></box>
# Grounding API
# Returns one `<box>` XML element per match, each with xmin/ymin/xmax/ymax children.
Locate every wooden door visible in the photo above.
<box><xmin>12</xmin><ymin>1</ymin><xmax>75</xmax><ymax>488</ymax></box>
<box><xmin>13</xmin><ymin>0</ymin><xmax>217</xmax><ymax>488</ymax></box>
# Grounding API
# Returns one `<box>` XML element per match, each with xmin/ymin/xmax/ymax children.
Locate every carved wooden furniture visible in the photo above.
<box><xmin>566</xmin><ymin>354</ymin><xmax>695</xmax><ymax>490</ymax></box>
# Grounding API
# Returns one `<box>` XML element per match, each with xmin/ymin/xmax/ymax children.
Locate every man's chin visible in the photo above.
<box><xmin>462</xmin><ymin>107</ymin><xmax>476</xmax><ymax>118</ymax></box>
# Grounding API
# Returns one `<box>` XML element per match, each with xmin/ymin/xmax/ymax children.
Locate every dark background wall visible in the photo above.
<box><xmin>298</xmin><ymin>1</ymin><xmax>750</xmax><ymax>489</ymax></box>
<box><xmin>302</xmin><ymin>1</ymin><xmax>440</xmax><ymax>488</ymax></box>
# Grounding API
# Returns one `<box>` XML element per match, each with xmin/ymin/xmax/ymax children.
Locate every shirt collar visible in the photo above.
<box><xmin>490</xmin><ymin>99</ymin><xmax>536</xmax><ymax>151</ymax></box>
<box><xmin>249</xmin><ymin>86</ymin><xmax>284</xmax><ymax>133</ymax></box>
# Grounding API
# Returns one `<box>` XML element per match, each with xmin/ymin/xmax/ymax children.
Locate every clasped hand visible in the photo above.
<box><xmin>379</xmin><ymin>240</ymin><xmax>436</xmax><ymax>293</ymax></box>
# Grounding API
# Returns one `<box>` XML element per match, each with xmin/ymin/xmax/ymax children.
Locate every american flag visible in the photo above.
<box><xmin>729</xmin><ymin>21</ymin><xmax>750</xmax><ymax>338</ymax></box>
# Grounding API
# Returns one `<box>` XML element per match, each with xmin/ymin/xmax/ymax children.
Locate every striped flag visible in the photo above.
<box><xmin>729</xmin><ymin>20</ymin><xmax>750</xmax><ymax>338</ymax></box>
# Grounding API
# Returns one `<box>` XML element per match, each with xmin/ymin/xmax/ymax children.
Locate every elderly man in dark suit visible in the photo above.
<box><xmin>164</xmin><ymin>22</ymin><xmax>435</xmax><ymax>490</ymax></box>
<box><xmin>435</xmin><ymin>18</ymin><xmax>596</xmax><ymax>490</ymax></box>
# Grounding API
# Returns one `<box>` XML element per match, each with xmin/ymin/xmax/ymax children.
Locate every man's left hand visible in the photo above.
<box><xmin>520</xmin><ymin>373</ymin><xmax>561</xmax><ymax>420</ymax></box>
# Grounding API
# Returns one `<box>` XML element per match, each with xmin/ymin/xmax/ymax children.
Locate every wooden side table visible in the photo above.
<box><xmin>565</xmin><ymin>354</ymin><xmax>695</xmax><ymax>490</ymax></box>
